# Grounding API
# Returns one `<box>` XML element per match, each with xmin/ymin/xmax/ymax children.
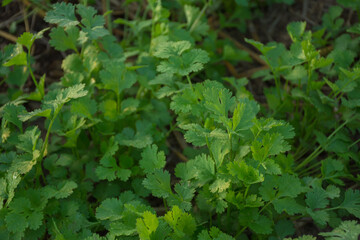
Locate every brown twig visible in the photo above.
<box><xmin>173</xmin><ymin>131</ymin><xmax>188</xmax><ymax>150</ymax></box>
<box><xmin>102</xmin><ymin>0</ymin><xmax>107</xmax><ymax>25</ymax></box>
<box><xmin>238</xmin><ymin>66</ymin><xmax>269</xmax><ymax>79</ymax></box>
<box><xmin>22</xmin><ymin>0</ymin><xmax>46</xmax><ymax>18</ymax></box>
<box><xmin>248</xmin><ymin>21</ymin><xmax>260</xmax><ymax>42</ymax></box>
<box><xmin>166</xmin><ymin>140</ymin><xmax>188</xmax><ymax>162</ymax></box>
<box><xmin>0</xmin><ymin>11</ymin><xmax>23</xmax><ymax>29</ymax></box>
<box><xmin>319</xmin><ymin>45</ymin><xmax>333</xmax><ymax>57</ymax></box>
<box><xmin>224</xmin><ymin>61</ymin><xmax>240</xmax><ymax>78</ymax></box>
<box><xmin>21</xmin><ymin>3</ymin><xmax>30</xmax><ymax>32</ymax></box>
<box><xmin>218</xmin><ymin>31</ymin><xmax>267</xmax><ymax>66</ymax></box>
<box><xmin>0</xmin><ymin>30</ymin><xmax>17</xmax><ymax>42</ymax></box>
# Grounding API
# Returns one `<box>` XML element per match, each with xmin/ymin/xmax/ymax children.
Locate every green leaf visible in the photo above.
<box><xmin>61</xmin><ymin>54</ymin><xmax>84</xmax><ymax>73</ymax></box>
<box><xmin>306</xmin><ymin>187</ymin><xmax>329</xmax><ymax>210</ymax></box>
<box><xmin>49</xmin><ymin>26</ymin><xmax>79</xmax><ymax>51</ymax></box>
<box><xmin>287</xmin><ymin>22</ymin><xmax>307</xmax><ymax>42</ymax></box>
<box><xmin>272</xmin><ymin>198</ymin><xmax>305</xmax><ymax>215</ymax></box>
<box><xmin>153</xmin><ymin>41</ymin><xmax>192</xmax><ymax>59</ymax></box>
<box><xmin>198</xmin><ymin>227</ymin><xmax>235</xmax><ymax>240</ymax></box>
<box><xmin>96</xmin><ymin>156</ymin><xmax>132</xmax><ymax>182</ymax></box>
<box><xmin>2</xmin><ymin>0</ymin><xmax>13</xmax><ymax>6</ymax></box>
<box><xmin>232</xmin><ymin>99</ymin><xmax>259</xmax><ymax>132</ymax></box>
<box><xmin>274</xmin><ymin>219</ymin><xmax>295</xmax><ymax>239</ymax></box>
<box><xmin>184</xmin><ymin>5</ymin><xmax>209</xmax><ymax>37</ymax></box>
<box><xmin>209</xmin><ymin>178</ymin><xmax>230</xmax><ymax>193</ymax></box>
<box><xmin>325</xmin><ymin>185</ymin><xmax>340</xmax><ymax>199</ymax></box>
<box><xmin>338</xmin><ymin>189</ymin><xmax>360</xmax><ymax>218</ymax></box>
<box><xmin>115</xmin><ymin>126</ymin><xmax>152</xmax><ymax>149</ymax></box>
<box><xmin>136</xmin><ymin>211</ymin><xmax>159</xmax><ymax>240</ymax></box>
<box><xmin>143</xmin><ymin>170</ymin><xmax>171</xmax><ymax>198</ymax></box>
<box><xmin>183</xmin><ymin>124</ymin><xmax>228</xmax><ymax>147</ymax></box>
<box><xmin>259</xmin><ymin>174</ymin><xmax>305</xmax><ymax>201</ymax></box>
<box><xmin>250</xmin><ymin>215</ymin><xmax>273</xmax><ymax>234</ymax></box>
<box><xmin>17</xmin><ymin>32</ymin><xmax>36</xmax><ymax>50</ymax></box>
<box><xmin>99</xmin><ymin>99</ymin><xmax>117</xmax><ymax>121</ymax></box>
<box><xmin>96</xmin><ymin>198</ymin><xmax>124</xmax><ymax>221</ymax></box>
<box><xmin>157</xmin><ymin>48</ymin><xmax>209</xmax><ymax>76</ymax></box>
<box><xmin>284</xmin><ymin>236</ymin><xmax>316</xmax><ymax>240</ymax></box>
<box><xmin>2</xmin><ymin>103</ymin><xmax>26</xmax><ymax>129</ymax></box>
<box><xmin>139</xmin><ymin>144</ymin><xmax>166</xmax><ymax>174</ymax></box>
<box><xmin>174</xmin><ymin>161</ymin><xmax>198</xmax><ymax>181</ymax></box>
<box><xmin>168</xmin><ymin>182</ymin><xmax>195</xmax><ymax>211</ymax></box>
<box><xmin>100</xmin><ymin>62</ymin><xmax>137</xmax><ymax>96</ymax></box>
<box><xmin>5</xmin><ymin>212</ymin><xmax>28</xmax><ymax>234</ymax></box>
<box><xmin>164</xmin><ymin>205</ymin><xmax>196</xmax><ymax>239</ymax></box>
<box><xmin>319</xmin><ymin>220</ymin><xmax>360</xmax><ymax>240</ymax></box>
<box><xmin>3</xmin><ymin>44</ymin><xmax>27</xmax><ymax>66</ymax></box>
<box><xmin>261</xmin><ymin>159</ymin><xmax>282</xmax><ymax>175</ymax></box>
<box><xmin>18</xmin><ymin>109</ymin><xmax>52</xmax><ymax>122</ymax></box>
<box><xmin>321</xmin><ymin>158</ymin><xmax>345</xmax><ymax>183</ymax></box>
<box><xmin>95</xmin><ymin>140</ymin><xmax>132</xmax><ymax>182</ymax></box>
<box><xmin>245</xmin><ymin>38</ymin><xmax>275</xmax><ymax>55</ymax></box>
<box><xmin>227</xmin><ymin>160</ymin><xmax>264</xmax><ymax>185</ymax></box>
<box><xmin>251</xmin><ymin>132</ymin><xmax>291</xmax><ymax>163</ymax></box>
<box><xmin>17</xmin><ymin>126</ymin><xmax>41</xmax><ymax>153</ymax></box>
<box><xmin>5</xmin><ymin>197</ymin><xmax>44</xmax><ymax>235</ymax></box>
<box><xmin>209</xmin><ymin>139</ymin><xmax>230</xmax><ymax>168</ymax></box>
<box><xmin>170</xmin><ymin>87</ymin><xmax>198</xmax><ymax>115</ymax></box>
<box><xmin>44</xmin><ymin>83</ymin><xmax>88</xmax><ymax>113</ymax></box>
<box><xmin>222</xmin><ymin>44</ymin><xmax>251</xmax><ymax>62</ymax></box>
<box><xmin>43</xmin><ymin>180</ymin><xmax>77</xmax><ymax>199</ymax></box>
<box><xmin>182</xmin><ymin>124</ymin><xmax>210</xmax><ymax>146</ymax></box>
<box><xmin>203</xmin><ymin>86</ymin><xmax>235</xmax><ymax>122</ymax></box>
<box><xmin>27</xmin><ymin>211</ymin><xmax>43</xmax><ymax>230</ymax></box>
<box><xmin>239</xmin><ymin>210</ymin><xmax>273</xmax><ymax>235</ymax></box>
<box><xmin>76</xmin><ymin>4</ymin><xmax>109</xmax><ymax>40</ymax></box>
<box><xmin>70</xmin><ymin>96</ymin><xmax>97</xmax><ymax>119</ymax></box>
<box><xmin>192</xmin><ymin>154</ymin><xmax>215</xmax><ymax>186</ymax></box>
<box><xmin>307</xmin><ymin>208</ymin><xmax>329</xmax><ymax>226</ymax></box>
<box><xmin>44</xmin><ymin>2</ymin><xmax>78</xmax><ymax>27</ymax></box>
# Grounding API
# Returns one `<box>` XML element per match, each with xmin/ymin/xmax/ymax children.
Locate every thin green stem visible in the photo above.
<box><xmin>189</xmin><ymin>2</ymin><xmax>208</xmax><ymax>33</ymax></box>
<box><xmin>259</xmin><ymin>201</ymin><xmax>272</xmax><ymax>214</ymax></box>
<box><xmin>324</xmin><ymin>206</ymin><xmax>340</xmax><ymax>212</ymax></box>
<box><xmin>306</xmin><ymin>66</ymin><xmax>312</xmax><ymax>95</ymax></box>
<box><xmin>136</xmin><ymin>85</ymin><xmax>144</xmax><ymax>99</ymax></box>
<box><xmin>163</xmin><ymin>199</ymin><xmax>168</xmax><ymax>211</ymax></box>
<box><xmin>298</xmin><ymin>161</ymin><xmax>322</xmax><ymax>177</ymax></box>
<box><xmin>234</xmin><ymin>201</ymin><xmax>272</xmax><ymax>238</ymax></box>
<box><xmin>116</xmin><ymin>93</ymin><xmax>121</xmax><ymax>113</ymax></box>
<box><xmin>37</xmin><ymin>105</ymin><xmax>63</xmax><ymax>181</ymax></box>
<box><xmin>295</xmin><ymin>116</ymin><xmax>355</xmax><ymax>171</ymax></box>
<box><xmin>226</xmin><ymin>206</ymin><xmax>231</xmax><ymax>232</ymax></box>
<box><xmin>244</xmin><ymin>185</ymin><xmax>250</xmax><ymax>199</ymax></box>
<box><xmin>106</xmin><ymin>0</ymin><xmax>112</xmax><ymax>33</ymax></box>
<box><xmin>186</xmin><ymin>74</ymin><xmax>194</xmax><ymax>92</ymax></box>
<box><xmin>274</xmin><ymin>74</ymin><xmax>282</xmax><ymax>100</ymax></box>
<box><xmin>27</xmin><ymin>50</ymin><xmax>43</xmax><ymax>97</ymax></box>
<box><xmin>41</xmin><ymin>108</ymin><xmax>61</xmax><ymax>159</ymax></box>
<box><xmin>348</xmin><ymin>138</ymin><xmax>360</xmax><ymax>149</ymax></box>
<box><xmin>0</xmin><ymin>78</ymin><xmax>6</xmax><ymax>86</ymax></box>
<box><xmin>165</xmin><ymin>122</ymin><xmax>178</xmax><ymax>138</ymax></box>
<box><xmin>234</xmin><ymin>226</ymin><xmax>247</xmax><ymax>238</ymax></box>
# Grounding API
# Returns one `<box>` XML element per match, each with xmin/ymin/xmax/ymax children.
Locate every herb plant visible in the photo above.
<box><xmin>0</xmin><ymin>1</ymin><xmax>359</xmax><ymax>240</ymax></box>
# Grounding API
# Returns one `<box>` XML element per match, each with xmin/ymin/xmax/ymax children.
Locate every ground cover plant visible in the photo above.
<box><xmin>0</xmin><ymin>0</ymin><xmax>360</xmax><ymax>239</ymax></box>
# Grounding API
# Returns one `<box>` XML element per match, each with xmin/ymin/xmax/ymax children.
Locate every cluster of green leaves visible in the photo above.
<box><xmin>0</xmin><ymin>0</ymin><xmax>359</xmax><ymax>240</ymax></box>
<box><xmin>246</xmin><ymin>16</ymin><xmax>360</xmax><ymax>175</ymax></box>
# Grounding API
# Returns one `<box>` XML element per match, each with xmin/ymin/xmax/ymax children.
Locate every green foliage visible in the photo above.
<box><xmin>154</xmin><ymin>40</ymin><xmax>209</xmax><ymax>76</ymax></box>
<box><xmin>1</xmin><ymin>1</ymin><xmax>359</xmax><ymax>240</ymax></box>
